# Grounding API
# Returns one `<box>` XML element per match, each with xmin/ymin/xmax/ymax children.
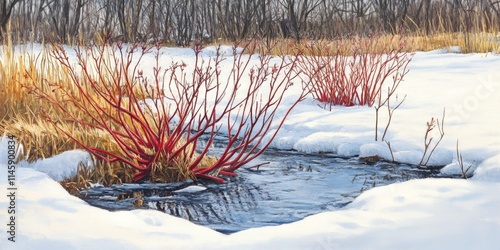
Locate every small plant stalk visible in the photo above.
<box><xmin>456</xmin><ymin>140</ymin><xmax>473</xmax><ymax>179</ymax></box>
<box><xmin>418</xmin><ymin>108</ymin><xmax>446</xmax><ymax>167</ymax></box>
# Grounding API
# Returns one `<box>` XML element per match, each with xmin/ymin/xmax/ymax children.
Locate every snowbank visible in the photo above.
<box><xmin>1</xmin><ymin>166</ymin><xmax>500</xmax><ymax>249</ymax></box>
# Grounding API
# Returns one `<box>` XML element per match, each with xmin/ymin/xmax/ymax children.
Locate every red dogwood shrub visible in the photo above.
<box><xmin>27</xmin><ymin>40</ymin><xmax>307</xmax><ymax>183</ymax></box>
<box><xmin>297</xmin><ymin>35</ymin><xmax>413</xmax><ymax>109</ymax></box>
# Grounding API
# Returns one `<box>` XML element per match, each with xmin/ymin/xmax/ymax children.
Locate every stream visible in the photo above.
<box><xmin>79</xmin><ymin>148</ymin><xmax>446</xmax><ymax>234</ymax></box>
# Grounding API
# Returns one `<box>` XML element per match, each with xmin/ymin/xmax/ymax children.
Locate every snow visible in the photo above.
<box><xmin>173</xmin><ymin>185</ymin><xmax>207</xmax><ymax>193</ymax></box>
<box><xmin>1</xmin><ymin>45</ymin><xmax>500</xmax><ymax>249</ymax></box>
<box><xmin>19</xmin><ymin>150</ymin><xmax>92</xmax><ymax>182</ymax></box>
<box><xmin>472</xmin><ymin>155</ymin><xmax>500</xmax><ymax>181</ymax></box>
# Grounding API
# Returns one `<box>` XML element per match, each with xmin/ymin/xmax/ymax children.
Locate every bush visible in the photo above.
<box><xmin>296</xmin><ymin>35</ymin><xmax>413</xmax><ymax>109</ymax></box>
<box><xmin>25</xmin><ymin>39</ymin><xmax>306</xmax><ymax>183</ymax></box>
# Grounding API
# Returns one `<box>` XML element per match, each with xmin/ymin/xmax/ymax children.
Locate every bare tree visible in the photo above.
<box><xmin>412</xmin><ymin>0</ymin><xmax>433</xmax><ymax>34</ymax></box>
<box><xmin>100</xmin><ymin>0</ymin><xmax>118</xmax><ymax>38</ymax></box>
<box><xmin>216</xmin><ymin>0</ymin><xmax>258</xmax><ymax>41</ymax></box>
<box><xmin>344</xmin><ymin>0</ymin><xmax>376</xmax><ymax>34</ymax></box>
<box><xmin>34</xmin><ymin>0</ymin><xmax>88</xmax><ymax>43</ymax></box>
<box><xmin>0</xmin><ymin>0</ymin><xmax>499</xmax><ymax>45</ymax></box>
<box><xmin>0</xmin><ymin>0</ymin><xmax>21</xmax><ymax>40</ymax></box>
<box><xmin>374</xmin><ymin>0</ymin><xmax>411</xmax><ymax>33</ymax></box>
<box><xmin>155</xmin><ymin>0</ymin><xmax>173</xmax><ymax>43</ymax></box>
<box><xmin>491</xmin><ymin>0</ymin><xmax>500</xmax><ymax>17</ymax></box>
<box><xmin>279</xmin><ymin>0</ymin><xmax>322</xmax><ymax>41</ymax></box>
<box><xmin>172</xmin><ymin>0</ymin><xmax>195</xmax><ymax>46</ymax></box>
<box><xmin>116</xmin><ymin>0</ymin><xmax>144</xmax><ymax>42</ymax></box>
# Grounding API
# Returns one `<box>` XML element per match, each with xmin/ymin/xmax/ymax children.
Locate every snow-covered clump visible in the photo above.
<box><xmin>472</xmin><ymin>155</ymin><xmax>500</xmax><ymax>181</ymax></box>
<box><xmin>19</xmin><ymin>150</ymin><xmax>92</xmax><ymax>181</ymax></box>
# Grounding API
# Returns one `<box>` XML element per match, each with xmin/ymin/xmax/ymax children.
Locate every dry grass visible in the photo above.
<box><xmin>0</xmin><ymin>40</ymin><xmax>92</xmax><ymax>160</ymax></box>
<box><xmin>413</xmin><ymin>32</ymin><xmax>499</xmax><ymax>53</ymax></box>
<box><xmin>0</xmin><ymin>40</ymin><xmax>38</xmax><ymax>121</ymax></box>
<box><xmin>213</xmin><ymin>31</ymin><xmax>498</xmax><ymax>57</ymax></box>
<box><xmin>0</xmin><ymin>41</ymin><xmax>217</xmax><ymax>193</ymax></box>
<box><xmin>267</xmin><ymin>35</ymin><xmax>417</xmax><ymax>56</ymax></box>
<box><xmin>60</xmin><ymin>140</ymin><xmax>218</xmax><ymax>195</ymax></box>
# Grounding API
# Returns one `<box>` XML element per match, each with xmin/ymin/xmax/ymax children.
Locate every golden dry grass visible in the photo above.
<box><xmin>0</xmin><ymin>40</ymin><xmax>90</xmax><ymax>160</ymax></box>
<box><xmin>0</xmin><ymin>41</ymin><xmax>216</xmax><ymax>192</ymax></box>
<box><xmin>413</xmin><ymin>32</ymin><xmax>500</xmax><ymax>53</ymax></box>
<box><xmin>60</xmin><ymin>141</ymin><xmax>218</xmax><ymax>194</ymax></box>
<box><xmin>212</xmin><ymin>31</ymin><xmax>499</xmax><ymax>57</ymax></box>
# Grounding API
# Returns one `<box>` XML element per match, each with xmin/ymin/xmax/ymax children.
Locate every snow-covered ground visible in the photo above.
<box><xmin>1</xmin><ymin>45</ymin><xmax>500</xmax><ymax>249</ymax></box>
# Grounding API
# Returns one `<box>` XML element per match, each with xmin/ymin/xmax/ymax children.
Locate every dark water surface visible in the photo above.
<box><xmin>79</xmin><ymin>149</ymin><xmax>443</xmax><ymax>234</ymax></box>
